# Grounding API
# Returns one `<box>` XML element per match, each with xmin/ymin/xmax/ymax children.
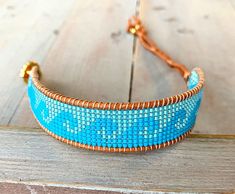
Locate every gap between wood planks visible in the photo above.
<box><xmin>128</xmin><ymin>0</ymin><xmax>141</xmax><ymax>102</ymax></box>
<box><xmin>1</xmin><ymin>180</ymin><xmax>231</xmax><ymax>194</ymax></box>
<box><xmin>0</xmin><ymin>125</ymin><xmax>234</xmax><ymax>139</ymax></box>
<box><xmin>5</xmin><ymin>1</ymin><xmax>76</xmax><ymax>126</ymax></box>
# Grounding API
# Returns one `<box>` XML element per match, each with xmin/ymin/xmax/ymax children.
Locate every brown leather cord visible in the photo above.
<box><xmin>127</xmin><ymin>16</ymin><xmax>190</xmax><ymax>81</ymax></box>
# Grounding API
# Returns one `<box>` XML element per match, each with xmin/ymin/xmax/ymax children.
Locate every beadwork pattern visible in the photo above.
<box><xmin>28</xmin><ymin>69</ymin><xmax>203</xmax><ymax>152</ymax></box>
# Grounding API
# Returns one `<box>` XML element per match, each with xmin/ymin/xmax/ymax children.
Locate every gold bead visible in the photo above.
<box><xmin>20</xmin><ymin>61</ymin><xmax>39</xmax><ymax>83</ymax></box>
<box><xmin>129</xmin><ymin>27</ymin><xmax>136</xmax><ymax>35</ymax></box>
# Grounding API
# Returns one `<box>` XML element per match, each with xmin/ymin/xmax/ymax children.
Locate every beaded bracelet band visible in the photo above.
<box><xmin>20</xmin><ymin>17</ymin><xmax>205</xmax><ymax>152</ymax></box>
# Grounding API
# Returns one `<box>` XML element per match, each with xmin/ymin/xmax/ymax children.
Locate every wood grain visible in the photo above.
<box><xmin>0</xmin><ymin>127</ymin><xmax>234</xmax><ymax>193</ymax></box>
<box><xmin>131</xmin><ymin>0</ymin><xmax>235</xmax><ymax>135</ymax></box>
<box><xmin>5</xmin><ymin>0</ymin><xmax>235</xmax><ymax>135</ymax></box>
<box><xmin>9</xmin><ymin>0</ymin><xmax>137</xmax><ymax>128</ymax></box>
<box><xmin>0</xmin><ymin>1</ymin><xmax>234</xmax><ymax>193</ymax></box>
<box><xmin>39</xmin><ymin>0</ymin><xmax>136</xmax><ymax>102</ymax></box>
<box><xmin>0</xmin><ymin>0</ymin><xmax>75</xmax><ymax>126</ymax></box>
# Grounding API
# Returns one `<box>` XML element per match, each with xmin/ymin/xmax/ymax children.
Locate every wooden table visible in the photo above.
<box><xmin>0</xmin><ymin>0</ymin><xmax>234</xmax><ymax>193</ymax></box>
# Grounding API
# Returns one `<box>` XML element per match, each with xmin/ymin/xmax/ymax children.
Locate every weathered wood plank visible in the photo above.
<box><xmin>37</xmin><ymin>0</ymin><xmax>136</xmax><ymax>102</ymax></box>
<box><xmin>131</xmin><ymin>0</ymin><xmax>235</xmax><ymax>134</ymax></box>
<box><xmin>9</xmin><ymin>0</ymin><xmax>137</xmax><ymax>128</ymax></box>
<box><xmin>0</xmin><ymin>1</ymin><xmax>234</xmax><ymax>193</ymax></box>
<box><xmin>0</xmin><ymin>127</ymin><xmax>234</xmax><ymax>193</ymax></box>
<box><xmin>0</xmin><ymin>182</ymin><xmax>122</xmax><ymax>194</ymax></box>
<box><xmin>0</xmin><ymin>0</ymin><xmax>75</xmax><ymax>126</ymax></box>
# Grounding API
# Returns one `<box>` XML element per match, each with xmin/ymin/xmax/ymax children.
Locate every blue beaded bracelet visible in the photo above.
<box><xmin>20</xmin><ymin>17</ymin><xmax>205</xmax><ymax>152</ymax></box>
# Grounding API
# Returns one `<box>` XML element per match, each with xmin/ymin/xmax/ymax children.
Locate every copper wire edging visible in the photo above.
<box><xmin>35</xmin><ymin>118</ymin><xmax>192</xmax><ymax>152</ymax></box>
<box><xmin>30</xmin><ymin>66</ymin><xmax>205</xmax><ymax>110</ymax></box>
<box><xmin>29</xmin><ymin>66</ymin><xmax>201</xmax><ymax>152</ymax></box>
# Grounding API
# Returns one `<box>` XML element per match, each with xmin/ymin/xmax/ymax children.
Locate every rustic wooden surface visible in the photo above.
<box><xmin>0</xmin><ymin>0</ymin><xmax>234</xmax><ymax>193</ymax></box>
<box><xmin>133</xmin><ymin>0</ymin><xmax>235</xmax><ymax>135</ymax></box>
<box><xmin>0</xmin><ymin>127</ymin><xmax>234</xmax><ymax>193</ymax></box>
